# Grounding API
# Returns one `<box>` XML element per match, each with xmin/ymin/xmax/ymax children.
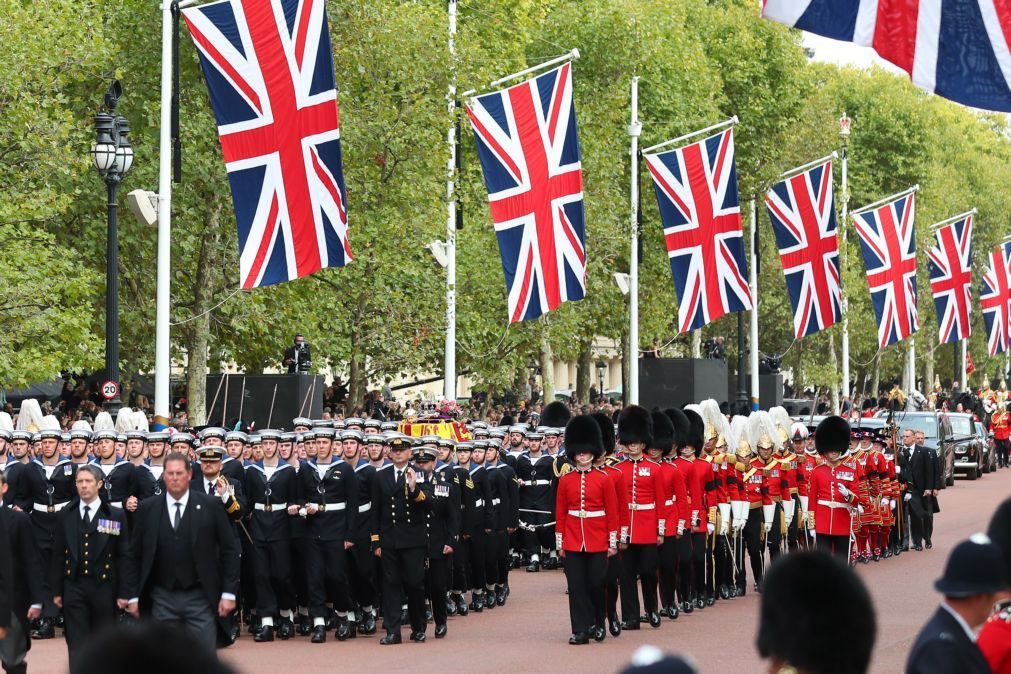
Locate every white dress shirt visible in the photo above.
<box><xmin>79</xmin><ymin>498</ymin><xmax>100</xmax><ymax>523</ymax></box>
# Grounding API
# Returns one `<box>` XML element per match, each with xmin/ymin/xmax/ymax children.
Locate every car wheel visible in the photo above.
<box><xmin>968</xmin><ymin>467</ymin><xmax>978</xmax><ymax>480</ymax></box>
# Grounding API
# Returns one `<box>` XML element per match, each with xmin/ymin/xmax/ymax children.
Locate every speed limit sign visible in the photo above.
<box><xmin>101</xmin><ymin>380</ymin><xmax>120</xmax><ymax>400</ymax></box>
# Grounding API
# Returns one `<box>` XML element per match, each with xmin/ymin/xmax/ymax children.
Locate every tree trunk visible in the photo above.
<box><xmin>184</xmin><ymin>209</ymin><xmax>220</xmax><ymax>427</ymax></box>
<box><xmin>691</xmin><ymin>331</ymin><xmax>701</xmax><ymax>358</ymax></box>
<box><xmin>576</xmin><ymin>341</ymin><xmax>591</xmax><ymax>404</ymax></box>
<box><xmin>924</xmin><ymin>346</ymin><xmax>934</xmax><ymax>398</ymax></box>
<box><xmin>870</xmin><ymin>355</ymin><xmax>881</xmax><ymax>401</ymax></box>
<box><xmin>539</xmin><ymin>330</ymin><xmax>554</xmax><ymax>402</ymax></box>
<box><xmin>621</xmin><ymin>325</ymin><xmax>631</xmax><ymax>406</ymax></box>
<box><xmin>349</xmin><ymin>326</ymin><xmax>366</xmax><ymax>408</ymax></box>
<box><xmin>829</xmin><ymin>331</ymin><xmax>840</xmax><ymax>414</ymax></box>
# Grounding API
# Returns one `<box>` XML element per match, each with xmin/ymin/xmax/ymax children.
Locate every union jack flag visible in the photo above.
<box><xmin>644</xmin><ymin>128</ymin><xmax>751</xmax><ymax>333</ymax></box>
<box><xmin>762</xmin><ymin>1</ymin><xmax>1011</xmax><ymax>113</ymax></box>
<box><xmin>183</xmin><ymin>0</ymin><xmax>351</xmax><ymax>290</ymax></box>
<box><xmin>980</xmin><ymin>243</ymin><xmax>1011</xmax><ymax>356</ymax></box>
<box><xmin>926</xmin><ymin>216</ymin><xmax>973</xmax><ymax>345</ymax></box>
<box><xmin>852</xmin><ymin>192</ymin><xmax>919</xmax><ymax>348</ymax></box>
<box><xmin>764</xmin><ymin>160</ymin><xmax>841</xmax><ymax>339</ymax></box>
<box><xmin>466</xmin><ymin>63</ymin><xmax>586</xmax><ymax>323</ymax></box>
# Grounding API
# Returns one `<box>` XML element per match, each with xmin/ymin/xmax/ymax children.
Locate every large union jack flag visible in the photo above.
<box><xmin>852</xmin><ymin>192</ymin><xmax>919</xmax><ymax>348</ymax></box>
<box><xmin>981</xmin><ymin>243</ymin><xmax>1011</xmax><ymax>355</ymax></box>
<box><xmin>762</xmin><ymin>1</ymin><xmax>1011</xmax><ymax>113</ymax></box>
<box><xmin>764</xmin><ymin>160</ymin><xmax>841</xmax><ymax>339</ymax></box>
<box><xmin>466</xmin><ymin>63</ymin><xmax>586</xmax><ymax>323</ymax></box>
<box><xmin>926</xmin><ymin>215</ymin><xmax>974</xmax><ymax>345</ymax></box>
<box><xmin>644</xmin><ymin>128</ymin><xmax>752</xmax><ymax>333</ymax></box>
<box><xmin>182</xmin><ymin>0</ymin><xmax>351</xmax><ymax>290</ymax></box>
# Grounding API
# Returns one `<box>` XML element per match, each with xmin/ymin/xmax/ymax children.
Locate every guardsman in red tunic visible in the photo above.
<box><xmin>647</xmin><ymin>411</ymin><xmax>686</xmax><ymax>621</ymax></box>
<box><xmin>875</xmin><ymin>427</ymin><xmax>900</xmax><ymax>558</ymax></box>
<box><xmin>699</xmin><ymin>399</ymin><xmax>733</xmax><ymax>605</ymax></box>
<box><xmin>614</xmin><ymin>405</ymin><xmax>667</xmax><ymax>630</ymax></box>
<box><xmin>590</xmin><ymin>413</ymin><xmax>626</xmax><ymax>638</ymax></box>
<box><xmin>807</xmin><ymin>416</ymin><xmax>866</xmax><ymax>560</ymax></box>
<box><xmin>851</xmin><ymin>429</ymin><xmax>876</xmax><ymax>563</ymax></box>
<box><xmin>749</xmin><ymin>412</ymin><xmax>785</xmax><ymax>565</ymax></box>
<box><xmin>994</xmin><ymin>404</ymin><xmax>1011</xmax><ymax>469</ymax></box>
<box><xmin>555</xmin><ymin>416</ymin><xmax>619</xmax><ymax>645</ymax></box>
<box><xmin>728</xmin><ymin>416</ymin><xmax>752</xmax><ymax>596</ymax></box>
<box><xmin>977</xmin><ymin>498</ymin><xmax>1011</xmax><ymax>673</ymax></box>
<box><xmin>788</xmin><ymin>422</ymin><xmax>812</xmax><ymax>547</ymax></box>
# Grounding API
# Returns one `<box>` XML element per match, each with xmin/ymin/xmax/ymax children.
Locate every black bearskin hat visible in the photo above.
<box><xmin>683</xmin><ymin>408</ymin><xmax>705</xmax><ymax>454</ymax></box>
<box><xmin>665</xmin><ymin>407</ymin><xmax>690</xmax><ymax>449</ymax></box>
<box><xmin>565</xmin><ymin>415</ymin><xmax>603</xmax><ymax>459</ymax></box>
<box><xmin>541</xmin><ymin>400</ymin><xmax>571</xmax><ymax>428</ymax></box>
<box><xmin>617</xmin><ymin>405</ymin><xmax>652</xmax><ymax>447</ymax></box>
<box><xmin>591</xmin><ymin>412</ymin><xmax>616</xmax><ymax>455</ymax></box>
<box><xmin>648</xmin><ymin>410</ymin><xmax>675</xmax><ymax>456</ymax></box>
<box><xmin>814</xmin><ymin>416</ymin><xmax>850</xmax><ymax>455</ymax></box>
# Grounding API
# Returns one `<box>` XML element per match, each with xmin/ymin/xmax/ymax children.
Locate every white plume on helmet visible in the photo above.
<box><xmin>93</xmin><ymin>411</ymin><xmax>115</xmax><ymax>431</ymax></box>
<box><xmin>790</xmin><ymin>422</ymin><xmax>809</xmax><ymax>441</ymax></box>
<box><xmin>0</xmin><ymin>412</ymin><xmax>12</xmax><ymax>432</ymax></box>
<box><xmin>699</xmin><ymin>399</ymin><xmax>728</xmax><ymax>444</ymax></box>
<box><xmin>16</xmin><ymin>399</ymin><xmax>43</xmax><ymax>432</ymax></box>
<box><xmin>747</xmin><ymin>411</ymin><xmax>782</xmax><ymax>451</ymax></box>
<box><xmin>131</xmin><ymin>410</ymin><xmax>149</xmax><ymax>432</ymax></box>
<box><xmin>40</xmin><ymin>415</ymin><xmax>61</xmax><ymax>431</ymax></box>
<box><xmin>71</xmin><ymin>420</ymin><xmax>93</xmax><ymax>432</ymax></box>
<box><xmin>769</xmin><ymin>406</ymin><xmax>793</xmax><ymax>444</ymax></box>
<box><xmin>727</xmin><ymin>415</ymin><xmax>751</xmax><ymax>457</ymax></box>
<box><xmin>115</xmin><ymin>407</ymin><xmax>135</xmax><ymax>432</ymax></box>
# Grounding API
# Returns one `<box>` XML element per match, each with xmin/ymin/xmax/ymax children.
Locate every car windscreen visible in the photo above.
<box><xmin>949</xmin><ymin>416</ymin><xmax>973</xmax><ymax>436</ymax></box>
<box><xmin>899</xmin><ymin>415</ymin><xmax>938</xmax><ymax>439</ymax></box>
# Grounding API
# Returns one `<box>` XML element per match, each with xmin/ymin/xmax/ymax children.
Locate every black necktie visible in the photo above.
<box><xmin>82</xmin><ymin>504</ymin><xmax>90</xmax><ymax>524</ymax></box>
<box><xmin>173</xmin><ymin>502</ymin><xmax>182</xmax><ymax>530</ymax></box>
<box><xmin>208</xmin><ymin>482</ymin><xmax>215</xmax><ymax>496</ymax></box>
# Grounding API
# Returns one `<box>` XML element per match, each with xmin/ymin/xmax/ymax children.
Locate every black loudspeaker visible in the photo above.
<box><xmin>759</xmin><ymin>374</ymin><xmax>784</xmax><ymax>410</ymax></box>
<box><xmin>205</xmin><ymin>374</ymin><xmax>324</xmax><ymax>430</ymax></box>
<box><xmin>638</xmin><ymin>358</ymin><xmax>728</xmax><ymax>410</ymax></box>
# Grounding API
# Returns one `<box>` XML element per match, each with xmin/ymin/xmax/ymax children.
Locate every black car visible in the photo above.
<box><xmin>975</xmin><ymin>421</ymin><xmax>998</xmax><ymax>475</ymax></box>
<box><xmin>948</xmin><ymin>413</ymin><xmax>984</xmax><ymax>480</ymax></box>
<box><xmin>876</xmin><ymin>410</ymin><xmax>955</xmax><ymax>487</ymax></box>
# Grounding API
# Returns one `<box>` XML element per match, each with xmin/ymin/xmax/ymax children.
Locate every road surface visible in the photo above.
<box><xmin>28</xmin><ymin>467</ymin><xmax>1009</xmax><ymax>673</ymax></box>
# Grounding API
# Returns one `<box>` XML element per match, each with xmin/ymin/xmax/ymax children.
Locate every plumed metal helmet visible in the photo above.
<box><xmin>729</xmin><ymin>415</ymin><xmax>752</xmax><ymax>458</ymax></box>
<box><xmin>699</xmin><ymin>399</ymin><xmax>728</xmax><ymax>447</ymax></box>
<box><xmin>591</xmin><ymin>412</ymin><xmax>616</xmax><ymax>455</ymax></box>
<box><xmin>769</xmin><ymin>406</ymin><xmax>793</xmax><ymax>445</ymax></box>
<box><xmin>748</xmin><ymin>411</ymin><xmax>781</xmax><ymax>452</ymax></box>
<box><xmin>814</xmin><ymin>416</ymin><xmax>851</xmax><ymax>455</ymax></box>
<box><xmin>648</xmin><ymin>410</ymin><xmax>676</xmax><ymax>456</ymax></box>
<box><xmin>790</xmin><ymin>422</ymin><xmax>809</xmax><ymax>441</ymax></box>
<box><xmin>683</xmin><ymin>409</ymin><xmax>705</xmax><ymax>454</ymax></box>
<box><xmin>565</xmin><ymin>415</ymin><xmax>604</xmax><ymax>459</ymax></box>
<box><xmin>540</xmin><ymin>400</ymin><xmax>572</xmax><ymax>429</ymax></box>
<box><xmin>617</xmin><ymin>405</ymin><xmax>652</xmax><ymax>447</ymax></box>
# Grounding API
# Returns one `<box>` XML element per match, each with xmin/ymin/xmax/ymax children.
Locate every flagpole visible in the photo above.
<box><xmin>778</xmin><ymin>152</ymin><xmax>838</xmax><ymax>181</ymax></box>
<box><xmin>462</xmin><ymin>49</ymin><xmax>579</xmax><ymax>97</ymax></box>
<box><xmin>927</xmin><ymin>209</ymin><xmax>977</xmax><ymax>230</ymax></box>
<box><xmin>628</xmin><ymin>76</ymin><xmax>641</xmax><ymax>405</ymax></box>
<box><xmin>154</xmin><ymin>0</ymin><xmax>176</xmax><ymax>429</ymax></box>
<box><xmin>443</xmin><ymin>0</ymin><xmax>458</xmax><ymax>402</ymax></box>
<box><xmin>839</xmin><ymin>116</ymin><xmax>850</xmax><ymax>407</ymax></box>
<box><xmin>851</xmin><ymin>184</ymin><xmax>920</xmax><ymax>216</ymax></box>
<box><xmin>641</xmin><ymin>116</ymin><xmax>739</xmax><ymax>155</ymax></box>
<box><xmin>750</xmin><ymin>198</ymin><xmax>759</xmax><ymax>410</ymax></box>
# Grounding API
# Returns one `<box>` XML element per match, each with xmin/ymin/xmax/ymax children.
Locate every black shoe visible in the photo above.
<box><xmin>648</xmin><ymin>611</ymin><xmax>661</xmax><ymax>628</ymax></box>
<box><xmin>925</xmin><ymin>541</ymin><xmax>933</xmax><ymax>549</ymax></box>
<box><xmin>569</xmin><ymin>632</ymin><xmax>589</xmax><ymax>645</ymax></box>
<box><xmin>706</xmin><ymin>592</ymin><xmax>716</xmax><ymax>607</ymax></box>
<box><xmin>719</xmin><ymin>585</ymin><xmax>731</xmax><ymax>600</ymax></box>
<box><xmin>254</xmin><ymin>625</ymin><xmax>275</xmax><ymax>642</ymax></box>
<box><xmin>883</xmin><ymin>547</ymin><xmax>894</xmax><ymax>559</ymax></box>
<box><xmin>913</xmin><ymin>544</ymin><xmax>924</xmax><ymax>551</ymax></box>
<box><xmin>298</xmin><ymin>619</ymin><xmax>312</xmax><ymax>637</ymax></box>
<box><xmin>469</xmin><ymin>598</ymin><xmax>484</xmax><ymax>613</ymax></box>
<box><xmin>608</xmin><ymin>614</ymin><xmax>621</xmax><ymax>636</ymax></box>
<box><xmin>55</xmin><ymin>614</ymin><xmax>65</xmax><ymax>630</ymax></box>
<box><xmin>667</xmin><ymin>603</ymin><xmax>679</xmax><ymax>620</ymax></box>
<box><xmin>592</xmin><ymin>626</ymin><xmax>606</xmax><ymax>642</ymax></box>
<box><xmin>736</xmin><ymin>584</ymin><xmax>747</xmax><ymax>597</ymax></box>
<box><xmin>360</xmin><ymin>611</ymin><xmax>377</xmax><ymax>635</ymax></box>
<box><xmin>229</xmin><ymin>622</ymin><xmax>241</xmax><ymax>643</ymax></box>
<box><xmin>638</xmin><ymin>613</ymin><xmax>649</xmax><ymax>623</ymax></box>
<box><xmin>619</xmin><ymin>620</ymin><xmax>640</xmax><ymax>631</ymax></box>
<box><xmin>410</xmin><ymin>631</ymin><xmax>426</xmax><ymax>643</ymax></box>
<box><xmin>424</xmin><ymin>607</ymin><xmax>433</xmax><ymax>623</ymax></box>
<box><xmin>311</xmin><ymin>625</ymin><xmax>327</xmax><ymax>643</ymax></box>
<box><xmin>346</xmin><ymin>622</ymin><xmax>358</xmax><ymax>639</ymax></box>
<box><xmin>278</xmin><ymin>617</ymin><xmax>294</xmax><ymax>640</ymax></box>
<box><xmin>526</xmin><ymin>561</ymin><xmax>540</xmax><ymax>572</ymax></box>
<box><xmin>456</xmin><ymin>597</ymin><xmax>469</xmax><ymax>616</ymax></box>
<box><xmin>695</xmin><ymin>597</ymin><xmax>705</xmax><ymax>611</ymax></box>
<box><xmin>434</xmin><ymin>624</ymin><xmax>447</xmax><ymax>639</ymax></box>
<box><xmin>681</xmin><ymin>600</ymin><xmax>693</xmax><ymax>615</ymax></box>
<box><xmin>336</xmin><ymin>617</ymin><xmax>352</xmax><ymax>641</ymax></box>
<box><xmin>446</xmin><ymin>598</ymin><xmax>457</xmax><ymax>616</ymax></box>
<box><xmin>484</xmin><ymin>593</ymin><xmax>496</xmax><ymax>610</ymax></box>
<box><xmin>543</xmin><ymin>557</ymin><xmax>558</xmax><ymax>570</ymax></box>
<box><xmin>379</xmin><ymin>632</ymin><xmax>402</xmax><ymax>645</ymax></box>
<box><xmin>658</xmin><ymin>606</ymin><xmax>669</xmax><ymax>618</ymax></box>
<box><xmin>496</xmin><ymin>588</ymin><xmax>507</xmax><ymax>606</ymax></box>
<box><xmin>32</xmin><ymin>619</ymin><xmax>55</xmax><ymax>640</ymax></box>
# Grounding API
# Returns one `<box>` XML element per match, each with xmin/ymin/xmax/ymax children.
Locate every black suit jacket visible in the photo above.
<box><xmin>132</xmin><ymin>491</ymin><xmax>241</xmax><ymax>611</ymax></box>
<box><xmin>2</xmin><ymin>507</ymin><xmax>41</xmax><ymax>648</ymax></box>
<box><xmin>906</xmin><ymin>606</ymin><xmax>990</xmax><ymax>674</ymax></box>
<box><xmin>424</xmin><ymin>466</ymin><xmax>461</xmax><ymax>557</ymax></box>
<box><xmin>51</xmin><ymin>501</ymin><xmax>135</xmax><ymax>600</ymax></box>
<box><xmin>370</xmin><ymin>464</ymin><xmax>432</xmax><ymax>550</ymax></box>
<box><xmin>283</xmin><ymin>343</ymin><xmax>312</xmax><ymax>373</ymax></box>
<box><xmin>907</xmin><ymin>444</ymin><xmax>936</xmax><ymax>492</ymax></box>
<box><xmin>0</xmin><ymin>506</ymin><xmax>12</xmax><ymax>629</ymax></box>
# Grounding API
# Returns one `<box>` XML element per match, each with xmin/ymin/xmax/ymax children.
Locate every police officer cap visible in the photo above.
<box><xmin>0</xmin><ymin>429</ymin><xmax>10</xmax><ymax>442</ymax></box>
<box><xmin>420</xmin><ymin>435</ymin><xmax>441</xmax><ymax>447</ymax></box>
<box><xmin>199</xmin><ymin>427</ymin><xmax>227</xmax><ymax>441</ymax></box>
<box><xmin>279</xmin><ymin>432</ymin><xmax>296</xmax><ymax>443</ymax></box>
<box><xmin>38</xmin><ymin>429</ymin><xmax>62</xmax><ymax>440</ymax></box>
<box><xmin>170</xmin><ymin>432</ymin><xmax>195</xmax><ymax>447</ymax></box>
<box><xmin>292</xmin><ymin>417</ymin><xmax>313</xmax><ymax>429</ymax></box>
<box><xmin>344</xmin><ymin>417</ymin><xmax>364</xmax><ymax>428</ymax></box>
<box><xmin>414</xmin><ymin>447</ymin><xmax>438</xmax><ymax>463</ymax></box>
<box><xmin>313</xmin><ymin>427</ymin><xmax>336</xmax><ymax>439</ymax></box>
<box><xmin>70</xmin><ymin>429</ymin><xmax>93</xmax><ymax>441</ymax></box>
<box><xmin>197</xmin><ymin>445</ymin><xmax>226</xmax><ymax>462</ymax></box>
<box><xmin>935</xmin><ymin>534</ymin><xmax>1008</xmax><ymax>597</ymax></box>
<box><xmin>380</xmin><ymin>421</ymin><xmax>398</xmax><ymax>432</ymax></box>
<box><xmin>126</xmin><ymin>430</ymin><xmax>146</xmax><ymax>441</ymax></box>
<box><xmin>11</xmin><ymin>430</ymin><xmax>31</xmax><ymax>442</ymax></box>
<box><xmin>364</xmin><ymin>434</ymin><xmax>384</xmax><ymax>445</ymax></box>
<box><xmin>224</xmin><ymin>431</ymin><xmax>248</xmax><ymax>444</ymax></box>
<box><xmin>364</xmin><ymin>419</ymin><xmax>382</xmax><ymax>429</ymax></box>
<box><xmin>437</xmin><ymin>437</ymin><xmax>455</xmax><ymax>448</ymax></box>
<box><xmin>258</xmin><ymin>429</ymin><xmax>282</xmax><ymax>441</ymax></box>
<box><xmin>146</xmin><ymin>432</ymin><xmax>169</xmax><ymax>443</ymax></box>
<box><xmin>388</xmin><ymin>436</ymin><xmax>413</xmax><ymax>452</ymax></box>
<box><xmin>341</xmin><ymin>430</ymin><xmax>364</xmax><ymax>443</ymax></box>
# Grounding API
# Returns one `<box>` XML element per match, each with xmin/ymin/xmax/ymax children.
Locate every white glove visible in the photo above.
<box><xmin>808</xmin><ymin>529</ymin><xmax>816</xmax><ymax>541</ymax></box>
<box><xmin>782</xmin><ymin>499</ymin><xmax>795</xmax><ymax>529</ymax></box>
<box><xmin>762</xmin><ymin>504</ymin><xmax>775</xmax><ymax>527</ymax></box>
<box><xmin>890</xmin><ymin>499</ymin><xmax>897</xmax><ymax>508</ymax></box>
<box><xmin>677</xmin><ymin>521</ymin><xmax>686</xmax><ymax>536</ymax></box>
<box><xmin>763</xmin><ymin>522</ymin><xmax>772</xmax><ymax>533</ymax></box>
<box><xmin>799</xmin><ymin>495</ymin><xmax>809</xmax><ymax>516</ymax></box>
<box><xmin>838</xmin><ymin>484</ymin><xmax>851</xmax><ymax>500</ymax></box>
<box><xmin>707</xmin><ymin>523</ymin><xmax>716</xmax><ymax>535</ymax></box>
<box><xmin>903</xmin><ymin>493</ymin><xmax>912</xmax><ymax>502</ymax></box>
<box><xmin>857</xmin><ymin>505</ymin><xmax>864</xmax><ymax>514</ymax></box>
<box><xmin>718</xmin><ymin>520</ymin><xmax>728</xmax><ymax>536</ymax></box>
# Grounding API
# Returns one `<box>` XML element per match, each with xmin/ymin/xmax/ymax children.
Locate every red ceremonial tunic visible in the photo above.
<box><xmin>615</xmin><ymin>457</ymin><xmax>668</xmax><ymax>544</ymax></box>
<box><xmin>555</xmin><ymin>467</ymin><xmax>619</xmax><ymax>553</ymax></box>
<box><xmin>978</xmin><ymin>603</ymin><xmax>1011</xmax><ymax>674</ymax></box>
<box><xmin>807</xmin><ymin>459</ymin><xmax>862</xmax><ymax>536</ymax></box>
<box><xmin>656</xmin><ymin>458</ymin><xmax>690</xmax><ymax>535</ymax></box>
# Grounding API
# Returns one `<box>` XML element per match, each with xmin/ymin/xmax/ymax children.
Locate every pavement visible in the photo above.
<box><xmin>27</xmin><ymin>466</ymin><xmax>1011</xmax><ymax>673</ymax></box>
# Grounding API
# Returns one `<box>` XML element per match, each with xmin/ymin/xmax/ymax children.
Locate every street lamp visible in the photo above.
<box><xmin>91</xmin><ymin>80</ymin><xmax>132</xmax><ymax>413</ymax></box>
<box><xmin>595</xmin><ymin>359</ymin><xmax>606</xmax><ymax>401</ymax></box>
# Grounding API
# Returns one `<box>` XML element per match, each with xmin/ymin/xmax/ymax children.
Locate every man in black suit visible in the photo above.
<box><xmin>127</xmin><ymin>452</ymin><xmax>240</xmax><ymax>654</ymax></box>
<box><xmin>902</xmin><ymin>429</ymin><xmax>936</xmax><ymax>551</ymax></box>
<box><xmin>51</xmin><ymin>465</ymin><xmax>134</xmax><ymax>669</ymax></box>
<box><xmin>282</xmin><ymin>334</ymin><xmax>312</xmax><ymax>373</ymax></box>
<box><xmin>907</xmin><ymin>535</ymin><xmax>1006</xmax><ymax>674</ymax></box>
<box><xmin>0</xmin><ymin>471</ymin><xmax>42</xmax><ymax>674</ymax></box>
<box><xmin>371</xmin><ymin>436</ymin><xmax>432</xmax><ymax>644</ymax></box>
<box><xmin>416</xmin><ymin>446</ymin><xmax>460</xmax><ymax>639</ymax></box>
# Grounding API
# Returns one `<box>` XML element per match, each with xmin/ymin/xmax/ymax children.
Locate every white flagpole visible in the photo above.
<box><xmin>462</xmin><ymin>49</ymin><xmax>579</xmax><ymax>98</ymax></box>
<box><xmin>851</xmin><ymin>184</ymin><xmax>920</xmax><ymax>216</ymax></box>
<box><xmin>443</xmin><ymin>0</ymin><xmax>458</xmax><ymax>402</ymax></box>
<box><xmin>750</xmin><ymin>199</ymin><xmax>759</xmax><ymax>410</ymax></box>
<box><xmin>628</xmin><ymin>76</ymin><xmax>640</xmax><ymax>405</ymax></box>
<box><xmin>840</xmin><ymin>129</ymin><xmax>850</xmax><ymax>408</ymax></box>
<box><xmin>641</xmin><ymin>116</ymin><xmax>739</xmax><ymax>156</ymax></box>
<box><xmin>961</xmin><ymin>338</ymin><xmax>968</xmax><ymax>390</ymax></box>
<box><xmin>154</xmin><ymin>0</ymin><xmax>175</xmax><ymax>428</ymax></box>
